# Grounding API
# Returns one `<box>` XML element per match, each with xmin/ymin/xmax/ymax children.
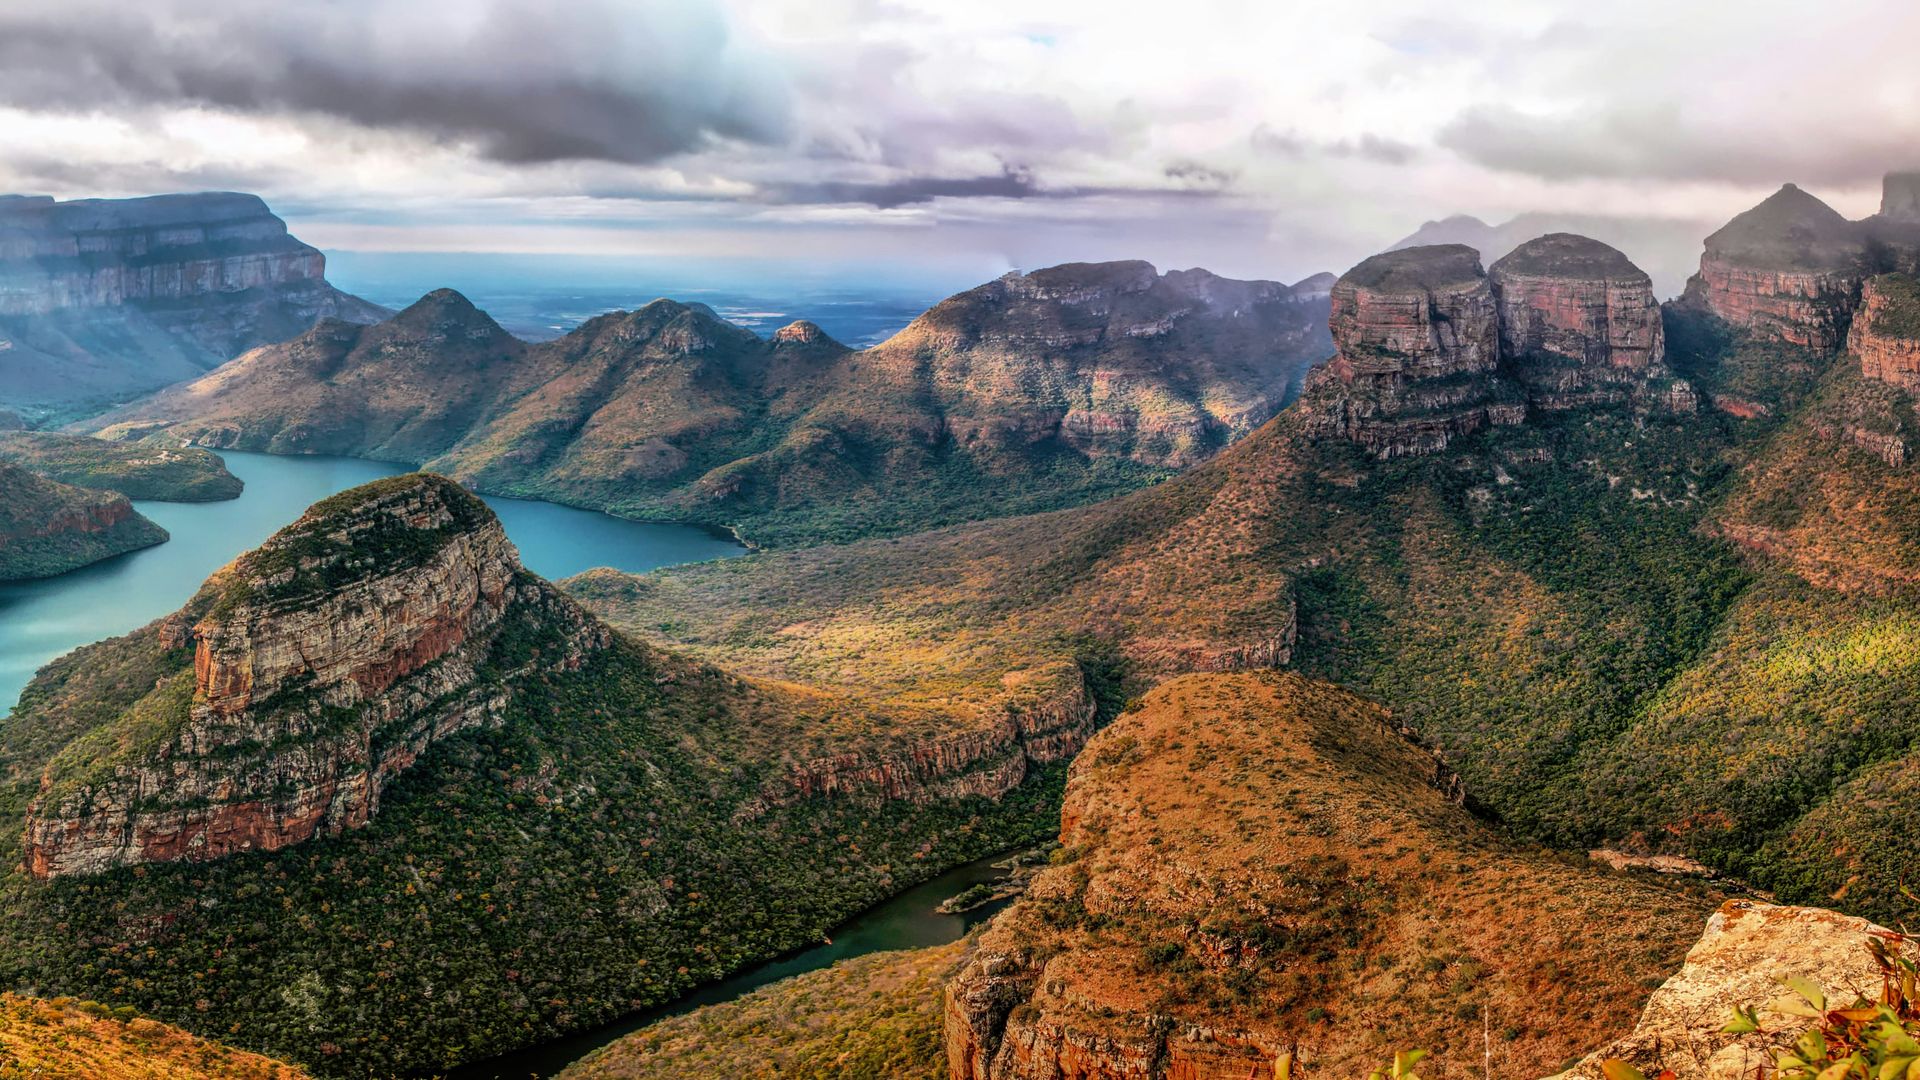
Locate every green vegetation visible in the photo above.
<box><xmin>0</xmin><ymin>462</ymin><xmax>168</xmax><ymax>581</ymax></box>
<box><xmin>0</xmin><ymin>432</ymin><xmax>242</xmax><ymax>501</ymax></box>
<box><xmin>558</xmin><ymin>942</ymin><xmax>963</xmax><ymax>1079</ymax></box>
<box><xmin>1871</xmin><ymin>273</ymin><xmax>1920</xmax><ymax>339</ymax></box>
<box><xmin>0</xmin><ymin>992</ymin><xmax>307</xmax><ymax>1079</ymax></box>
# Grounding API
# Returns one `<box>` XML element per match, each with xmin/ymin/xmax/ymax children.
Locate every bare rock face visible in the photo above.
<box><xmin>1564</xmin><ymin>901</ymin><xmax>1897</xmax><ymax>1080</ymax></box>
<box><xmin>21</xmin><ymin>474</ymin><xmax>609</xmax><ymax>878</ymax></box>
<box><xmin>1681</xmin><ymin>184</ymin><xmax>1866</xmax><ymax>349</ymax></box>
<box><xmin>0</xmin><ymin>192</ymin><xmax>387</xmax><ymax>416</ymax></box>
<box><xmin>1851</xmin><ymin>273</ymin><xmax>1920</xmax><ymax>392</ymax></box>
<box><xmin>1306</xmin><ymin>244</ymin><xmax>1526</xmax><ymax>457</ymax></box>
<box><xmin>1883</xmin><ymin>172</ymin><xmax>1920</xmax><ymax>224</ymax></box>
<box><xmin>739</xmin><ymin>662</ymin><xmax>1097</xmax><ymax>818</ymax></box>
<box><xmin>1491</xmin><ymin>234</ymin><xmax>1676</xmax><ymax>409</ymax></box>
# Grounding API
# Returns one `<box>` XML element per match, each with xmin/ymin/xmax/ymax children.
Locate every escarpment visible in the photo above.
<box><xmin>20</xmin><ymin>474</ymin><xmax>609</xmax><ymax>878</ymax></box>
<box><xmin>0</xmin><ymin>192</ymin><xmax>386</xmax><ymax>418</ymax></box>
<box><xmin>1303</xmin><ymin>244</ymin><xmax>1525</xmax><ymax>458</ymax></box>
<box><xmin>1680</xmin><ymin>184</ymin><xmax>1866</xmax><ymax>349</ymax></box>
<box><xmin>943</xmin><ymin>673</ymin><xmax>1714</xmax><ymax>1080</ymax></box>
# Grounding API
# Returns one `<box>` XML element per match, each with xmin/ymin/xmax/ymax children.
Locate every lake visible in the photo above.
<box><xmin>0</xmin><ymin>451</ymin><xmax>744</xmax><ymax>713</ymax></box>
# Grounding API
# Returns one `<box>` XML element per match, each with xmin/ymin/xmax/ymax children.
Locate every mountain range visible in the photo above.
<box><xmin>5</xmin><ymin>174</ymin><xmax>1920</xmax><ymax>1080</ymax></box>
<box><xmin>87</xmin><ymin>261</ymin><xmax>1335</xmax><ymax>546</ymax></box>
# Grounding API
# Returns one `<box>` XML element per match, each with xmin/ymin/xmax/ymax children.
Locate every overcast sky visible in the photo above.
<box><xmin>0</xmin><ymin>0</ymin><xmax>1915</xmax><ymax>289</ymax></box>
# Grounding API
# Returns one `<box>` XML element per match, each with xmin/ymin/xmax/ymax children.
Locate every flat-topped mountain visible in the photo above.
<box><xmin>1491</xmin><ymin>233</ymin><xmax>1675</xmax><ymax>409</ymax></box>
<box><xmin>0</xmin><ymin>460</ymin><xmax>168</xmax><ymax>580</ymax></box>
<box><xmin>0</xmin><ymin>192</ymin><xmax>387</xmax><ymax>420</ymax></box>
<box><xmin>0</xmin><ymin>473</ymin><xmax>1088</xmax><ymax>1074</ymax></box>
<box><xmin>92</xmin><ymin>260</ymin><xmax>1334</xmax><ymax>546</ymax></box>
<box><xmin>0</xmin><ymin>430</ymin><xmax>241</xmax><ymax>501</ymax></box>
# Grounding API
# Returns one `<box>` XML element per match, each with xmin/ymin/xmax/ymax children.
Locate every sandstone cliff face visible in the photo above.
<box><xmin>1490</xmin><ymin>233</ymin><xmax>1677</xmax><ymax>410</ymax></box>
<box><xmin>1681</xmin><ymin>184</ymin><xmax>1866</xmax><ymax>349</ymax></box>
<box><xmin>20</xmin><ymin>474</ymin><xmax>609</xmax><ymax>878</ymax></box>
<box><xmin>1306</xmin><ymin>244</ymin><xmax>1527</xmax><ymax>457</ymax></box>
<box><xmin>1565</xmin><ymin>901</ymin><xmax>1899</xmax><ymax>1080</ymax></box>
<box><xmin>0</xmin><ymin>192</ymin><xmax>386</xmax><ymax>417</ymax></box>
<box><xmin>1850</xmin><ymin>274</ymin><xmax>1920</xmax><ymax>392</ymax></box>
<box><xmin>741</xmin><ymin>662</ymin><xmax>1097</xmax><ymax>818</ymax></box>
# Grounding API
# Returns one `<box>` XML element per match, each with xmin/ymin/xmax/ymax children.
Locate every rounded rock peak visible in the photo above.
<box><xmin>1338</xmin><ymin>244</ymin><xmax>1486</xmax><ymax>294</ymax></box>
<box><xmin>1491</xmin><ymin>233</ymin><xmax>1646</xmax><ymax>282</ymax></box>
<box><xmin>773</xmin><ymin>319</ymin><xmax>827</xmax><ymax>345</ymax></box>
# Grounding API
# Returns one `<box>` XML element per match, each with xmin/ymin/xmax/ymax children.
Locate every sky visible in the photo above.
<box><xmin>0</xmin><ymin>0</ymin><xmax>1916</xmax><ymax>293</ymax></box>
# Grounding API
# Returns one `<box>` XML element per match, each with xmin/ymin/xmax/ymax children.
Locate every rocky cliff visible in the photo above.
<box><xmin>1490</xmin><ymin>233</ymin><xmax>1685</xmax><ymax>410</ymax></box>
<box><xmin>1565</xmin><ymin>901</ymin><xmax>1899</xmax><ymax>1080</ymax></box>
<box><xmin>95</xmin><ymin>260</ymin><xmax>1332</xmax><ymax>547</ymax></box>
<box><xmin>0</xmin><ymin>460</ymin><xmax>168</xmax><ymax>580</ymax></box>
<box><xmin>1851</xmin><ymin>273</ymin><xmax>1920</xmax><ymax>391</ymax></box>
<box><xmin>1681</xmin><ymin>184</ymin><xmax>1867</xmax><ymax>349</ymax></box>
<box><xmin>21</xmin><ymin>474</ymin><xmax>608</xmax><ymax>877</ymax></box>
<box><xmin>0</xmin><ymin>192</ymin><xmax>386</xmax><ymax>419</ymax></box>
<box><xmin>1304</xmin><ymin>244</ymin><xmax>1527</xmax><ymax>457</ymax></box>
<box><xmin>943</xmin><ymin>673</ymin><xmax>1713</xmax><ymax>1080</ymax></box>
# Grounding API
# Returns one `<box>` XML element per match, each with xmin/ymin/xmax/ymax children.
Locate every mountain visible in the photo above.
<box><xmin>0</xmin><ymin>473</ymin><xmax>1080</xmax><ymax>1075</ymax></box>
<box><xmin>944</xmin><ymin>673</ymin><xmax>1714</xmax><ymax>1078</ymax></box>
<box><xmin>0</xmin><ymin>430</ymin><xmax>241</xmax><ymax>501</ymax></box>
<box><xmin>0</xmin><ymin>993</ymin><xmax>308</xmax><ymax>1079</ymax></box>
<box><xmin>89</xmin><ymin>261</ymin><xmax>1334</xmax><ymax>547</ymax></box>
<box><xmin>0</xmin><ymin>192</ymin><xmax>388</xmax><ymax>422</ymax></box>
<box><xmin>574</xmin><ymin>199</ymin><xmax>1920</xmax><ymax>951</ymax></box>
<box><xmin>0</xmin><ymin>460</ymin><xmax>168</xmax><ymax>580</ymax></box>
<box><xmin>1391</xmin><ymin>210</ymin><xmax>1718</xmax><ymax>299</ymax></box>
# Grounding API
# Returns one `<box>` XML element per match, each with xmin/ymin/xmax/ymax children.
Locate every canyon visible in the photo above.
<box><xmin>89</xmin><ymin>260</ymin><xmax>1334</xmax><ymax>547</ymax></box>
<box><xmin>0</xmin><ymin>192</ymin><xmax>385</xmax><ymax>419</ymax></box>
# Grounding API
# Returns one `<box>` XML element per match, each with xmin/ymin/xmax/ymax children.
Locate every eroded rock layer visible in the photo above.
<box><xmin>1306</xmin><ymin>244</ymin><xmax>1526</xmax><ymax>457</ymax></box>
<box><xmin>1851</xmin><ymin>273</ymin><xmax>1920</xmax><ymax>392</ymax></box>
<box><xmin>20</xmin><ymin>474</ymin><xmax>609</xmax><ymax>877</ymax></box>
<box><xmin>1681</xmin><ymin>184</ymin><xmax>1866</xmax><ymax>349</ymax></box>
<box><xmin>1490</xmin><ymin>233</ymin><xmax>1680</xmax><ymax>409</ymax></box>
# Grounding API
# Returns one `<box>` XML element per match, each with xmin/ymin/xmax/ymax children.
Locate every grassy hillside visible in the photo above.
<box><xmin>0</xmin><ymin>462</ymin><xmax>168</xmax><ymax>580</ymax></box>
<box><xmin>0</xmin><ymin>431</ymin><xmax>241</xmax><ymax>501</ymax></box>
<box><xmin>0</xmin><ymin>994</ymin><xmax>307</xmax><ymax>1079</ymax></box>
<box><xmin>559</xmin><ymin>943</ymin><xmax>963</xmax><ymax>1080</ymax></box>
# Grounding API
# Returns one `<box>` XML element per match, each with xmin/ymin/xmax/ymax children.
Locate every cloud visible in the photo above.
<box><xmin>0</xmin><ymin>0</ymin><xmax>790</xmax><ymax>165</ymax></box>
<box><xmin>763</xmin><ymin>167</ymin><xmax>1041</xmax><ymax>208</ymax></box>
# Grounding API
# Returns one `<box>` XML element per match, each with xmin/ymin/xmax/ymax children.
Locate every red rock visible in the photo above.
<box><xmin>1491</xmin><ymin>234</ymin><xmax>1672</xmax><ymax>410</ymax></box>
<box><xmin>1681</xmin><ymin>184</ymin><xmax>1865</xmax><ymax>349</ymax></box>
<box><xmin>1851</xmin><ymin>273</ymin><xmax>1920</xmax><ymax>392</ymax></box>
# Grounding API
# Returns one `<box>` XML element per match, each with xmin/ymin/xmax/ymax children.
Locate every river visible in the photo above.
<box><xmin>0</xmin><ymin>451</ymin><xmax>744</xmax><ymax>713</ymax></box>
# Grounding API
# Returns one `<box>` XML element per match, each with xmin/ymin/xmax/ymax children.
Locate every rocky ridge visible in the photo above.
<box><xmin>1490</xmin><ymin>233</ymin><xmax>1680</xmax><ymax>410</ymax></box>
<box><xmin>0</xmin><ymin>460</ymin><xmax>169</xmax><ymax>581</ymax></box>
<box><xmin>91</xmin><ymin>261</ymin><xmax>1334</xmax><ymax>546</ymax></box>
<box><xmin>0</xmin><ymin>192</ymin><xmax>386</xmax><ymax>418</ymax></box>
<box><xmin>21</xmin><ymin>474</ymin><xmax>609</xmax><ymax>877</ymax></box>
<box><xmin>1851</xmin><ymin>273</ymin><xmax>1920</xmax><ymax>392</ymax></box>
<box><xmin>943</xmin><ymin>673</ymin><xmax>1714</xmax><ymax>1080</ymax></box>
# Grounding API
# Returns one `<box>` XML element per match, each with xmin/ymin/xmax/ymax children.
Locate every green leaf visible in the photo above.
<box><xmin>1783</xmin><ymin>976</ymin><xmax>1829</xmax><ymax>1013</ymax></box>
<box><xmin>1725</xmin><ymin>1005</ymin><xmax>1761</xmax><ymax>1034</ymax></box>
<box><xmin>1601</xmin><ymin>1059</ymin><xmax>1650</xmax><ymax>1080</ymax></box>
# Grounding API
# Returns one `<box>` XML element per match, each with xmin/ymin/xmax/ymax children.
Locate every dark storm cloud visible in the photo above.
<box><xmin>0</xmin><ymin>0</ymin><xmax>790</xmax><ymax>165</ymax></box>
<box><xmin>765</xmin><ymin>168</ymin><xmax>1042</xmax><ymax>209</ymax></box>
<box><xmin>1438</xmin><ymin>104</ymin><xmax>1920</xmax><ymax>188</ymax></box>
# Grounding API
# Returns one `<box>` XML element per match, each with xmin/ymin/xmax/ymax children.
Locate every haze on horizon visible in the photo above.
<box><xmin>0</xmin><ymin>0</ymin><xmax>1916</xmax><ymax>294</ymax></box>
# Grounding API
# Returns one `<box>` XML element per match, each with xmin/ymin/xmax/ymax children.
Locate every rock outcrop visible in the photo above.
<box><xmin>1565</xmin><ymin>901</ymin><xmax>1898</xmax><ymax>1080</ymax></box>
<box><xmin>1305</xmin><ymin>244</ymin><xmax>1526</xmax><ymax>457</ymax></box>
<box><xmin>0</xmin><ymin>461</ymin><xmax>168</xmax><ymax>581</ymax></box>
<box><xmin>1490</xmin><ymin>233</ymin><xmax>1684</xmax><ymax>409</ymax></box>
<box><xmin>741</xmin><ymin>662</ymin><xmax>1097</xmax><ymax>817</ymax></box>
<box><xmin>1851</xmin><ymin>273</ymin><xmax>1920</xmax><ymax>392</ymax></box>
<box><xmin>944</xmin><ymin>673</ymin><xmax>1714</xmax><ymax>1080</ymax></box>
<box><xmin>20</xmin><ymin>474</ymin><xmax>609</xmax><ymax>877</ymax></box>
<box><xmin>0</xmin><ymin>192</ymin><xmax>386</xmax><ymax>418</ymax></box>
<box><xmin>1681</xmin><ymin>184</ymin><xmax>1867</xmax><ymax>349</ymax></box>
